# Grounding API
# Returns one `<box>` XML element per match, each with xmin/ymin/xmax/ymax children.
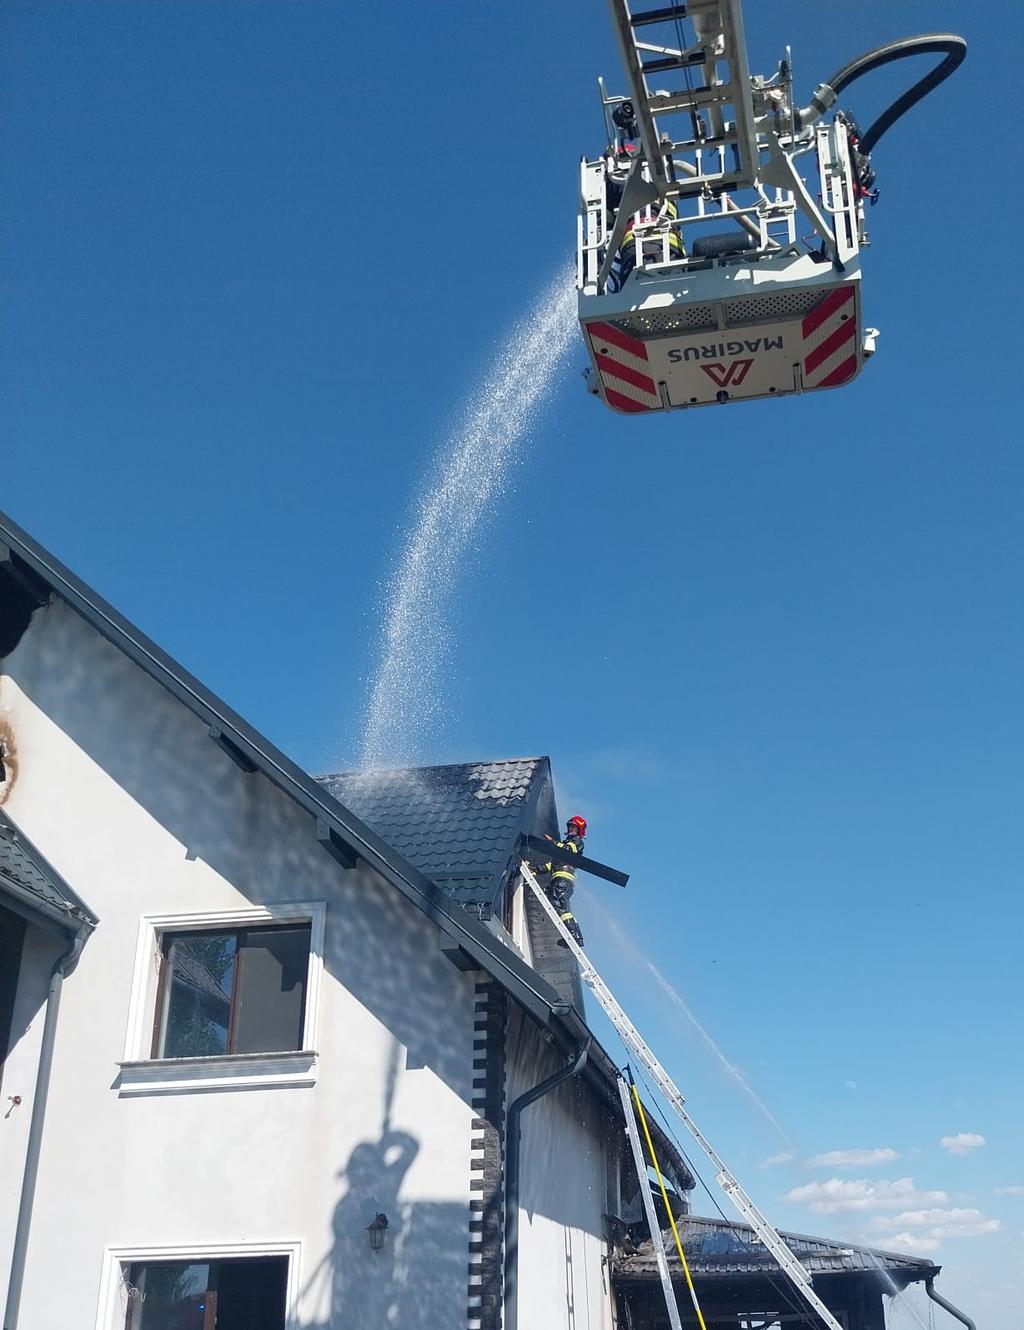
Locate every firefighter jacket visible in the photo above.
<box><xmin>546</xmin><ymin>830</ymin><xmax>585</xmax><ymax>884</ymax></box>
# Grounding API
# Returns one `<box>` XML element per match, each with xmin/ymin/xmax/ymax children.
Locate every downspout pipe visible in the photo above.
<box><xmin>504</xmin><ymin>1037</ymin><xmax>590</xmax><ymax>1330</ymax></box>
<box><xmin>3</xmin><ymin>923</ymin><xmax>91</xmax><ymax>1330</ymax></box>
<box><xmin>925</xmin><ymin>1278</ymin><xmax>976</xmax><ymax>1330</ymax></box>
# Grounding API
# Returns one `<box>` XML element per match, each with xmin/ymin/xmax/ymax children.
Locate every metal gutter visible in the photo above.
<box><xmin>0</xmin><ymin>874</ymin><xmax>91</xmax><ymax>937</ymax></box>
<box><xmin>0</xmin><ymin>510</ymin><xmax>561</xmax><ymax>1027</ymax></box>
<box><xmin>504</xmin><ymin>1038</ymin><xmax>591</xmax><ymax>1330</ymax></box>
<box><xmin>3</xmin><ymin>919</ymin><xmax>92</xmax><ymax>1330</ymax></box>
<box><xmin>925</xmin><ymin>1279</ymin><xmax>976</xmax><ymax>1330</ymax></box>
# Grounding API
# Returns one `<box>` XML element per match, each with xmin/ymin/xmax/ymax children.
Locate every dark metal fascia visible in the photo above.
<box><xmin>0</xmin><ymin>510</ymin><xmax>561</xmax><ymax>1026</ymax></box>
<box><xmin>520</xmin><ymin>833</ymin><xmax>630</xmax><ymax>887</ymax></box>
<box><xmin>0</xmin><ymin>542</ymin><xmax>52</xmax><ymax>609</ymax></box>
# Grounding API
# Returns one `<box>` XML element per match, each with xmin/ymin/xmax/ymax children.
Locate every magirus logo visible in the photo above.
<box><xmin>700</xmin><ymin>360</ymin><xmax>754</xmax><ymax>387</ymax></box>
<box><xmin>667</xmin><ymin>336</ymin><xmax>785</xmax><ymax>363</ymax></box>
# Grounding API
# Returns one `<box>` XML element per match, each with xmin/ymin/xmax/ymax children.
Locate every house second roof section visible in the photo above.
<box><xmin>318</xmin><ymin>757</ymin><xmax>555</xmax><ymax>917</ymax></box>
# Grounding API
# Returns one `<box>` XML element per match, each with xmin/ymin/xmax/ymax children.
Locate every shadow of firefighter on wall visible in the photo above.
<box><xmin>304</xmin><ymin>1041</ymin><xmax>418</xmax><ymax>1324</ymax></box>
<box><xmin>302</xmin><ymin>1039</ymin><xmax>472</xmax><ymax>1328</ymax></box>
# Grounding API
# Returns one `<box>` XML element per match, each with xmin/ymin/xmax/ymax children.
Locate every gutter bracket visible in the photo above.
<box><xmin>439</xmin><ymin>936</ymin><xmax>478</xmax><ymax>972</ymax></box>
<box><xmin>208</xmin><ymin>725</ymin><xmax>257</xmax><ymax>773</ymax></box>
<box><xmin>316</xmin><ymin>819</ymin><xmax>359</xmax><ymax>870</ymax></box>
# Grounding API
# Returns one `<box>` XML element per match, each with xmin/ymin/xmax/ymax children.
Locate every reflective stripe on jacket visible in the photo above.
<box><xmin>622</xmin><ymin>200</ymin><xmax>684</xmax><ymax>256</ymax></box>
<box><xmin>547</xmin><ymin>831</ymin><xmax>585</xmax><ymax>882</ymax></box>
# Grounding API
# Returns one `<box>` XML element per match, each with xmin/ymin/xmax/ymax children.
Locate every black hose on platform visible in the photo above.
<box><xmin>818</xmin><ymin>33</ymin><xmax>967</xmax><ymax>154</ymax></box>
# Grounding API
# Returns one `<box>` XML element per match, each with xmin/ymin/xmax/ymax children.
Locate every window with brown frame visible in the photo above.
<box><xmin>122</xmin><ymin>1256</ymin><xmax>287</xmax><ymax>1329</ymax></box>
<box><xmin>151</xmin><ymin>923</ymin><xmax>311</xmax><ymax>1060</ymax></box>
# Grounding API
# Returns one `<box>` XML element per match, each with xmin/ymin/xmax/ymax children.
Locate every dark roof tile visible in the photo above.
<box><xmin>0</xmin><ymin>809</ymin><xmax>97</xmax><ymax>929</ymax></box>
<box><xmin>317</xmin><ymin>758</ymin><xmax>547</xmax><ymax>906</ymax></box>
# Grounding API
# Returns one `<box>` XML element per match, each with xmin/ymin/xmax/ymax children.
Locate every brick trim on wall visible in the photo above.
<box><xmin>467</xmin><ymin>979</ymin><xmax>507</xmax><ymax>1330</ymax></box>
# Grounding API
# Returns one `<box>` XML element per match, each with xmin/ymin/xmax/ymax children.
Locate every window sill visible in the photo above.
<box><xmin>116</xmin><ymin>1049</ymin><xmax>318</xmax><ymax>1096</ymax></box>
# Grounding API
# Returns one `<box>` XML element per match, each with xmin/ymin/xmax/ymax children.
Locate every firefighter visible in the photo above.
<box><xmin>544</xmin><ymin>815</ymin><xmax>588</xmax><ymax>948</ymax></box>
<box><xmin>617</xmin><ymin>200</ymin><xmax>685</xmax><ymax>285</ymax></box>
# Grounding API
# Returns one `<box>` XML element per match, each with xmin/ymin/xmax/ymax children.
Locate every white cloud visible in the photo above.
<box><xmin>875</xmin><ymin>1208</ymin><xmax>1001</xmax><ymax>1237</ymax></box>
<box><xmin>844</xmin><ymin>1080</ymin><xmax>857</xmax><ymax>1091</ymax></box>
<box><xmin>869</xmin><ymin>1207</ymin><xmax>1001</xmax><ymax>1250</ymax></box>
<box><xmin>940</xmin><ymin>1133</ymin><xmax>986</xmax><ymax>1156</ymax></box>
<box><xmin>760</xmin><ymin>1150</ymin><xmax>797</xmax><ymax>1168</ymax></box>
<box><xmin>808</xmin><ymin>1148</ymin><xmax>899</xmax><ymax>1169</ymax></box>
<box><xmin>783</xmin><ymin>1177</ymin><xmax>949</xmax><ymax>1214</ymax></box>
<box><xmin>995</xmin><ymin>1185</ymin><xmax>1024</xmax><ymax>1196</ymax></box>
<box><xmin>872</xmin><ymin>1231</ymin><xmax>941</xmax><ymax>1255</ymax></box>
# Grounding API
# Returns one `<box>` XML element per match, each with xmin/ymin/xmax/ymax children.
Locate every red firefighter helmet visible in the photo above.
<box><xmin>567</xmin><ymin>815</ymin><xmax>587</xmax><ymax>836</ymax></box>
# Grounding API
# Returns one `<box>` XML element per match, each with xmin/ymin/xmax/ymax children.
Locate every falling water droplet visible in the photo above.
<box><xmin>360</xmin><ymin>264</ymin><xmax>578</xmax><ymax>768</ymax></box>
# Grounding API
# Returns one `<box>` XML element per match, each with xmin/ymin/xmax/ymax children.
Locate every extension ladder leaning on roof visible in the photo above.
<box><xmin>520</xmin><ymin>860</ymin><xmax>845</xmax><ymax>1330</ymax></box>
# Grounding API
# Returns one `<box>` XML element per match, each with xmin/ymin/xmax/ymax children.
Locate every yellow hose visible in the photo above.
<box><xmin>631</xmin><ymin>1083</ymin><xmax>709</xmax><ymax>1330</ymax></box>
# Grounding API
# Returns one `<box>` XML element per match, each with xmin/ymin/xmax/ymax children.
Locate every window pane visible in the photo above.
<box><xmin>231</xmin><ymin>925</ymin><xmax>310</xmax><ymax>1054</ymax></box>
<box><xmin>124</xmin><ymin>1258</ymin><xmax>287</xmax><ymax>1330</ymax></box>
<box><xmin>124</xmin><ymin>1262</ymin><xmax>212</xmax><ymax>1330</ymax></box>
<box><xmin>215</xmin><ymin>1257</ymin><xmax>288</xmax><ymax>1330</ymax></box>
<box><xmin>159</xmin><ymin>933</ymin><xmax>236</xmax><ymax>1058</ymax></box>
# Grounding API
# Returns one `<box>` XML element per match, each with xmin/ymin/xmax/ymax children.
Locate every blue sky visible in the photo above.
<box><xmin>2</xmin><ymin>1</ymin><xmax>1021</xmax><ymax>1323</ymax></box>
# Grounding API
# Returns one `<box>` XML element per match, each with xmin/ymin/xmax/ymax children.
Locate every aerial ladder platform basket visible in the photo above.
<box><xmin>577</xmin><ymin>0</ymin><xmax>965</xmax><ymax>414</ymax></box>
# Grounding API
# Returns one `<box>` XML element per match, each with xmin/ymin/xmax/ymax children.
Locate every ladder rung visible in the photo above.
<box><xmin>641</xmin><ymin>52</ymin><xmax>706</xmax><ymax>74</ymax></box>
<box><xmin>630</xmin><ymin>4</ymin><xmax>688</xmax><ymax>26</ymax></box>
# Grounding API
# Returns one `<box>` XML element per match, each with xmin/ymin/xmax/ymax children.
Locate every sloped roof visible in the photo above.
<box><xmin>318</xmin><ymin>757</ymin><xmax>586</xmax><ymax>1013</ymax></box>
<box><xmin>614</xmin><ymin>1214</ymin><xmax>939</xmax><ymax>1289</ymax></box>
<box><xmin>0</xmin><ymin>807</ymin><xmax>97</xmax><ymax>932</ymax></box>
<box><xmin>317</xmin><ymin>758</ymin><xmax>547</xmax><ymax>912</ymax></box>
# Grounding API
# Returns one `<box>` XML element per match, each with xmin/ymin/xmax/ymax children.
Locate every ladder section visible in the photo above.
<box><xmin>604</xmin><ymin>0</ymin><xmax>759</xmax><ymax>198</ymax></box>
<box><xmin>520</xmin><ymin>862</ymin><xmax>844</xmax><ymax>1330</ymax></box>
<box><xmin>616</xmin><ymin>1075</ymin><xmax>685</xmax><ymax>1330</ymax></box>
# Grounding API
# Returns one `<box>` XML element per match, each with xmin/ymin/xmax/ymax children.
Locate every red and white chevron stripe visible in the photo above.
<box><xmin>802</xmin><ymin>286</ymin><xmax>859</xmax><ymax>389</ymax></box>
<box><xmin>586</xmin><ymin>321</ymin><xmax>661</xmax><ymax>413</ymax></box>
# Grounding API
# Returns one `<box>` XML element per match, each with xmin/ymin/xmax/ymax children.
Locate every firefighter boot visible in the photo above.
<box><xmin>558</xmin><ymin>914</ymin><xmax>585</xmax><ymax>949</ymax></box>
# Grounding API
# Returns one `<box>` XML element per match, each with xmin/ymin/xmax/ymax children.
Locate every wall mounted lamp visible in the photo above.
<box><xmin>367</xmin><ymin>1212</ymin><xmax>389</xmax><ymax>1251</ymax></box>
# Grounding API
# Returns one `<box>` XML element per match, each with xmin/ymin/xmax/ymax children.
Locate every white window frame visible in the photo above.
<box><xmin>118</xmin><ymin>901</ymin><xmax>326</xmax><ymax>1096</ymax></box>
<box><xmin>95</xmin><ymin>1239</ymin><xmax>303</xmax><ymax>1330</ymax></box>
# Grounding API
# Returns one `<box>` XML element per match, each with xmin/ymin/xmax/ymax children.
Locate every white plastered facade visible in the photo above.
<box><xmin>0</xmin><ymin>594</ymin><xmax>623</xmax><ymax>1329</ymax></box>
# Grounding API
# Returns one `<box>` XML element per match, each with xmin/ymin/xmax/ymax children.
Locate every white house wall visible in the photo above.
<box><xmin>0</xmin><ymin>597</ymin><xmax>479</xmax><ymax>1328</ymax></box>
<box><xmin>0</xmin><ymin>920</ymin><xmax>65</xmax><ymax>1301</ymax></box>
<box><xmin>506</xmin><ymin>1008</ymin><xmax>618</xmax><ymax>1330</ymax></box>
